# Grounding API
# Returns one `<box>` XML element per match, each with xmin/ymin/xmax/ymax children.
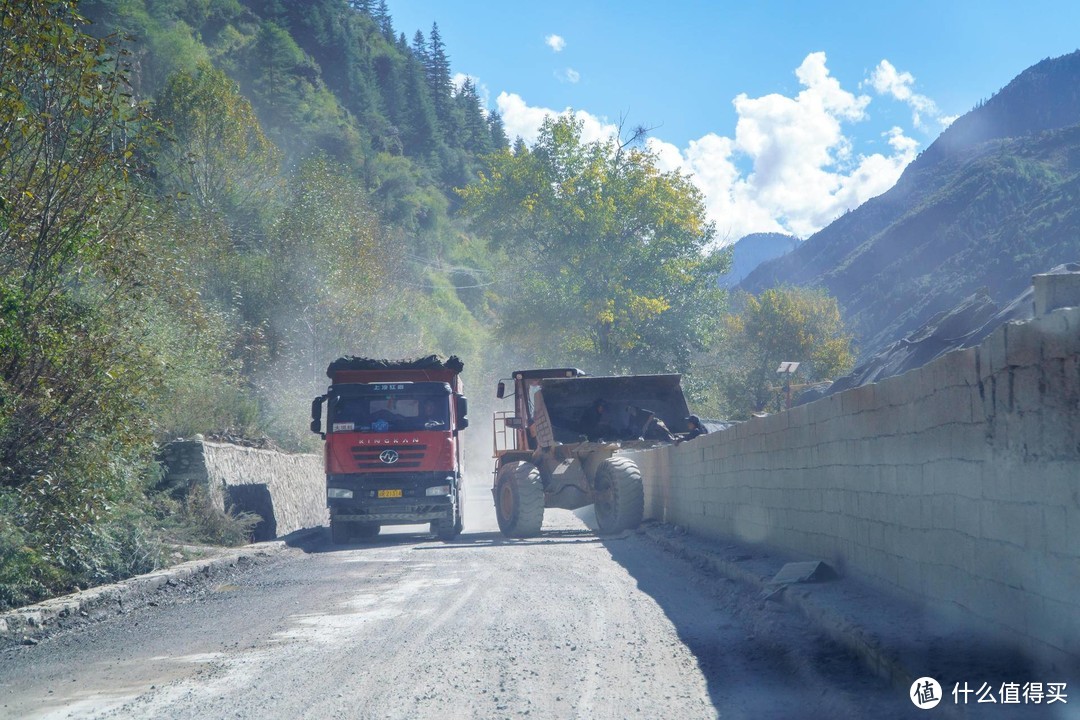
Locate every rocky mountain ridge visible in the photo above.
<box><xmin>741</xmin><ymin>50</ymin><xmax>1080</xmax><ymax>361</ymax></box>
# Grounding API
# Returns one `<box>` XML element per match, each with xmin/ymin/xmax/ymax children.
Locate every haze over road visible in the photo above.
<box><xmin>1</xmin><ymin>477</ymin><xmax>915</xmax><ymax>719</ymax></box>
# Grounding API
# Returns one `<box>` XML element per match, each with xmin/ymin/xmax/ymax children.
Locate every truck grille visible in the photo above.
<box><xmin>350</xmin><ymin>444</ymin><xmax>428</xmax><ymax>469</ymax></box>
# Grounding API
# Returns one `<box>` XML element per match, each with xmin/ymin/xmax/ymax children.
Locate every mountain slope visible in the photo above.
<box><xmin>741</xmin><ymin>50</ymin><xmax>1080</xmax><ymax>358</ymax></box>
<box><xmin>716</xmin><ymin>232</ymin><xmax>799</xmax><ymax>288</ymax></box>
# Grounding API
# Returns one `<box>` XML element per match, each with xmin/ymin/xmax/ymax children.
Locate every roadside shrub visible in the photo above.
<box><xmin>0</xmin><ymin>493</ymin><xmax>63</xmax><ymax>610</ymax></box>
<box><xmin>0</xmin><ymin>482</ymin><xmax>164</xmax><ymax>611</ymax></box>
<box><xmin>152</xmin><ymin>484</ymin><xmax>262</xmax><ymax>547</ymax></box>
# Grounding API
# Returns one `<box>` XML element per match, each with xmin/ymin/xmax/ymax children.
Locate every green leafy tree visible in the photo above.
<box><xmin>459</xmin><ymin>115</ymin><xmax>727</xmax><ymax>373</ymax></box>
<box><xmin>0</xmin><ymin>0</ymin><xmax>171</xmax><ymax>605</ymax></box>
<box><xmin>0</xmin><ymin>0</ymin><xmax>155</xmax><ymax>479</ymax></box>
<box><xmin>701</xmin><ymin>287</ymin><xmax>856</xmax><ymax>417</ymax></box>
<box><xmin>152</xmin><ymin>62</ymin><xmax>281</xmax><ymax>231</ymax></box>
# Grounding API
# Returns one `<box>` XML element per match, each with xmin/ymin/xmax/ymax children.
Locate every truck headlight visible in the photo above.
<box><xmin>425</xmin><ymin>485</ymin><xmax>451</xmax><ymax>496</ymax></box>
<box><xmin>327</xmin><ymin>488</ymin><xmax>353</xmax><ymax>499</ymax></box>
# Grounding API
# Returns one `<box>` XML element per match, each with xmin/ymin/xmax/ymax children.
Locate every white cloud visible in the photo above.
<box><xmin>494</xmin><ymin>52</ymin><xmax>924</xmax><ymax>243</ymax></box>
<box><xmin>869</xmin><ymin>59</ymin><xmax>915</xmax><ymax>101</ymax></box>
<box><xmin>664</xmin><ymin>52</ymin><xmax>918</xmax><ymax>242</ymax></box>
<box><xmin>496</xmin><ymin>92</ymin><xmax>618</xmax><ymax>147</ymax></box>
<box><xmin>645</xmin><ymin>137</ymin><xmax>686</xmax><ymax>174</ymax></box>
<box><xmin>545</xmin><ymin>34</ymin><xmax>566</xmax><ymax>52</ymax></box>
<box><xmin>868</xmin><ymin>60</ymin><xmax>951</xmax><ymax>131</ymax></box>
<box><xmin>558</xmin><ymin>67</ymin><xmax>581</xmax><ymax>84</ymax></box>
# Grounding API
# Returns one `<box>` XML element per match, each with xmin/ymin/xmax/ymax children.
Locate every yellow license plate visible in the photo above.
<box><xmin>377</xmin><ymin>489</ymin><xmax>402</xmax><ymax>499</ymax></box>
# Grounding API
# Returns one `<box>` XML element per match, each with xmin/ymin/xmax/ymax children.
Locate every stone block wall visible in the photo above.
<box><xmin>625</xmin><ymin>305</ymin><xmax>1080</xmax><ymax>668</ymax></box>
<box><xmin>159</xmin><ymin>441</ymin><xmax>327</xmax><ymax>539</ymax></box>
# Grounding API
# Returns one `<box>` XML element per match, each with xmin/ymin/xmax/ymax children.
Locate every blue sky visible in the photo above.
<box><xmin>388</xmin><ymin>1</ymin><xmax>1080</xmax><ymax>244</ymax></box>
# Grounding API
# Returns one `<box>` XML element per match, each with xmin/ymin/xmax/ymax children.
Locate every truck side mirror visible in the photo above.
<box><xmin>456</xmin><ymin>395</ymin><xmax>469</xmax><ymax>430</ymax></box>
<box><xmin>496</xmin><ymin>381</ymin><xmax>506</xmax><ymax>399</ymax></box>
<box><xmin>310</xmin><ymin>395</ymin><xmax>326</xmax><ymax>438</ymax></box>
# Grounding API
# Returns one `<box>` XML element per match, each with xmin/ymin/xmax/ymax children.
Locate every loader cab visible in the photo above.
<box><xmin>493</xmin><ymin>368</ymin><xmax>584</xmax><ymax>454</ymax></box>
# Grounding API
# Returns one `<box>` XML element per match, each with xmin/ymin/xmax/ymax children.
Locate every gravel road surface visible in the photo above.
<box><xmin>1</xmin><ymin>478</ymin><xmax>924</xmax><ymax>719</ymax></box>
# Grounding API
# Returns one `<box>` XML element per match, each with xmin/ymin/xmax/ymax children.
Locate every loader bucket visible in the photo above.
<box><xmin>533</xmin><ymin>374</ymin><xmax>691</xmax><ymax>446</ymax></box>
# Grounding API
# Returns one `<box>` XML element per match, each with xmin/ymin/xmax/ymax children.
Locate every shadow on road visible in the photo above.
<box><xmin>286</xmin><ymin>527</ymin><xmax>603</xmax><ymax>554</ymax></box>
<box><xmin>597</xmin><ymin>528</ymin><xmax>900</xmax><ymax>718</ymax></box>
<box><xmin>413</xmin><ymin>529</ymin><xmax>603</xmax><ymax>550</ymax></box>
<box><xmin>598</xmin><ymin>531</ymin><xmax>738</xmax><ymax>713</ymax></box>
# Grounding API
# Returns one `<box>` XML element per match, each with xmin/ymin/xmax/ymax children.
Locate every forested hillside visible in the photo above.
<box><xmin>82</xmin><ymin>0</ymin><xmax>507</xmax><ymax>249</ymax></box>
<box><xmin>741</xmin><ymin>51</ymin><xmax>1080</xmax><ymax>358</ymax></box>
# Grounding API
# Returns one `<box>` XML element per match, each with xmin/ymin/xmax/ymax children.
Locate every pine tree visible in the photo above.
<box><xmin>401</xmin><ymin>55</ymin><xmax>441</xmax><ymax>157</ymax></box>
<box><xmin>456</xmin><ymin>77</ymin><xmax>492</xmax><ymax>154</ymax></box>
<box><xmin>488</xmin><ymin>110</ymin><xmax>509</xmax><ymax>150</ymax></box>
<box><xmin>373</xmin><ymin>0</ymin><xmax>392</xmax><ymax>38</ymax></box>
<box><xmin>250</xmin><ymin>22</ymin><xmax>302</xmax><ymax>125</ymax></box>
<box><xmin>426</xmin><ymin>22</ymin><xmax>452</xmax><ymax>125</ymax></box>
<box><xmin>411</xmin><ymin>30</ymin><xmax>428</xmax><ymax>65</ymax></box>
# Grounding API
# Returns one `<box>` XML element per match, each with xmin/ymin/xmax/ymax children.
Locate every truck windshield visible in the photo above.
<box><xmin>329</xmin><ymin>393</ymin><xmax>450</xmax><ymax>433</ymax></box>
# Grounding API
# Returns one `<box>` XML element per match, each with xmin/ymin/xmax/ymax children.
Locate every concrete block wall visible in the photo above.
<box><xmin>159</xmin><ymin>441</ymin><xmax>327</xmax><ymax>539</ymax></box>
<box><xmin>626</xmin><ymin>305</ymin><xmax>1080</xmax><ymax>668</ymax></box>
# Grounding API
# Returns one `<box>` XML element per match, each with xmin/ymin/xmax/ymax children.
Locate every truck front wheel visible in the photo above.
<box><xmin>593</xmin><ymin>456</ymin><xmax>644</xmax><ymax>534</ymax></box>
<box><xmin>432</xmin><ymin>519</ymin><xmax>460</xmax><ymax>541</ymax></box>
<box><xmin>330</xmin><ymin>516</ymin><xmax>350</xmax><ymax>544</ymax></box>
<box><xmin>495</xmin><ymin>461</ymin><xmax>544</xmax><ymax>538</ymax></box>
<box><xmin>431</xmin><ymin>506</ymin><xmax>462</xmax><ymax>541</ymax></box>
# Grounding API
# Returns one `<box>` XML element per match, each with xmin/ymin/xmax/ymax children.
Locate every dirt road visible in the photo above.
<box><xmin>0</xmin><ymin>478</ymin><xmax>921</xmax><ymax>719</ymax></box>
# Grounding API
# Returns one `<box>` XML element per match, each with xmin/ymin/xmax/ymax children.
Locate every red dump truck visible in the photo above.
<box><xmin>310</xmin><ymin>355</ymin><xmax>469</xmax><ymax>543</ymax></box>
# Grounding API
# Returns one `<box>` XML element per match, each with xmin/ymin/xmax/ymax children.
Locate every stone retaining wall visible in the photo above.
<box><xmin>625</xmin><ymin>297</ymin><xmax>1080</xmax><ymax>669</ymax></box>
<box><xmin>159</xmin><ymin>441</ymin><xmax>326</xmax><ymax>539</ymax></box>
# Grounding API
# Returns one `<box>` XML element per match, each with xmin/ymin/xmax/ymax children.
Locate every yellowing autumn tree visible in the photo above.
<box><xmin>699</xmin><ymin>287</ymin><xmax>856</xmax><ymax>417</ymax></box>
<box><xmin>458</xmin><ymin>115</ymin><xmax>727</xmax><ymax>373</ymax></box>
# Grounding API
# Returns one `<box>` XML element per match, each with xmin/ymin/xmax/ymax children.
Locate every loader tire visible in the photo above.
<box><xmin>593</xmin><ymin>456</ymin><xmax>644</xmax><ymax>534</ymax></box>
<box><xmin>495</xmin><ymin>461</ymin><xmax>544</xmax><ymax>538</ymax></box>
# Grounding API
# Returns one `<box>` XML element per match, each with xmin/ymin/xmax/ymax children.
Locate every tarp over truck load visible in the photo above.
<box><xmin>327</xmin><ymin>354</ymin><xmax>464</xmax><ymax>375</ymax></box>
<box><xmin>325</xmin><ymin>355</ymin><xmax>465</xmax><ymax>389</ymax></box>
<box><xmin>532</xmin><ymin>374</ymin><xmax>690</xmax><ymax>447</ymax></box>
